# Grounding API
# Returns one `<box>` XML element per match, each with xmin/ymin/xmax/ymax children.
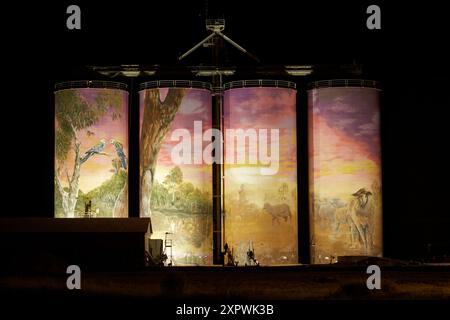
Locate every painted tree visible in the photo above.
<box><xmin>140</xmin><ymin>88</ymin><xmax>186</xmax><ymax>217</ymax></box>
<box><xmin>151</xmin><ymin>180</ymin><xmax>170</xmax><ymax>209</ymax></box>
<box><xmin>179</xmin><ymin>182</ymin><xmax>195</xmax><ymax>211</ymax></box>
<box><xmin>55</xmin><ymin>89</ymin><xmax>123</xmax><ymax>217</ymax></box>
<box><xmin>113</xmin><ymin>181</ymin><xmax>128</xmax><ymax>217</ymax></box>
<box><xmin>278</xmin><ymin>182</ymin><xmax>289</xmax><ymax>201</ymax></box>
<box><xmin>111</xmin><ymin>140</ymin><xmax>128</xmax><ymax>217</ymax></box>
<box><xmin>164</xmin><ymin>166</ymin><xmax>183</xmax><ymax>205</ymax></box>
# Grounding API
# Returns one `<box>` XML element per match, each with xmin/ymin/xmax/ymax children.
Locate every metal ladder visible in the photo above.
<box><xmin>164</xmin><ymin>232</ymin><xmax>173</xmax><ymax>266</ymax></box>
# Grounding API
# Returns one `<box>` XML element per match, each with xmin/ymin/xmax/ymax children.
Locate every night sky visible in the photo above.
<box><xmin>1</xmin><ymin>1</ymin><xmax>449</xmax><ymax>261</ymax></box>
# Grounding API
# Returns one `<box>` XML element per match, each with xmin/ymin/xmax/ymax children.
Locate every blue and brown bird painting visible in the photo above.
<box><xmin>80</xmin><ymin>139</ymin><xmax>106</xmax><ymax>164</ymax></box>
<box><xmin>110</xmin><ymin>139</ymin><xmax>127</xmax><ymax>170</ymax></box>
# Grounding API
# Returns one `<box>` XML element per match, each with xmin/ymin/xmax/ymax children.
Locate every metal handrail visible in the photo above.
<box><xmin>223</xmin><ymin>79</ymin><xmax>297</xmax><ymax>90</ymax></box>
<box><xmin>139</xmin><ymin>80</ymin><xmax>212</xmax><ymax>91</ymax></box>
<box><xmin>308</xmin><ymin>79</ymin><xmax>380</xmax><ymax>90</ymax></box>
<box><xmin>55</xmin><ymin>80</ymin><xmax>128</xmax><ymax>91</ymax></box>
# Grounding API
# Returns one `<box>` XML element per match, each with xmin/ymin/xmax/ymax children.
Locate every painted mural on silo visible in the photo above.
<box><xmin>139</xmin><ymin>82</ymin><xmax>213</xmax><ymax>265</ymax></box>
<box><xmin>55</xmin><ymin>82</ymin><xmax>129</xmax><ymax>218</ymax></box>
<box><xmin>308</xmin><ymin>85</ymin><xmax>382</xmax><ymax>263</ymax></box>
<box><xmin>224</xmin><ymin>82</ymin><xmax>298</xmax><ymax>266</ymax></box>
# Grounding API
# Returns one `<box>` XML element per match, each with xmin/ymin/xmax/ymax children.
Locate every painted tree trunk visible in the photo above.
<box><xmin>55</xmin><ymin>142</ymin><xmax>81</xmax><ymax>218</ymax></box>
<box><xmin>113</xmin><ymin>181</ymin><xmax>128</xmax><ymax>217</ymax></box>
<box><xmin>140</xmin><ymin>88</ymin><xmax>186</xmax><ymax>217</ymax></box>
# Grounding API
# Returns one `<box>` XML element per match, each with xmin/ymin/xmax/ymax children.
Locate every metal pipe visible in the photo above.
<box><xmin>178</xmin><ymin>32</ymin><xmax>216</xmax><ymax>61</ymax></box>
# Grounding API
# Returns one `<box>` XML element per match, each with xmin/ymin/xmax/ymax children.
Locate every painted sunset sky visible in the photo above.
<box><xmin>57</xmin><ymin>88</ymin><xmax>128</xmax><ymax>193</ymax></box>
<box><xmin>223</xmin><ymin>87</ymin><xmax>297</xmax><ymax>190</ymax></box>
<box><xmin>308</xmin><ymin>87</ymin><xmax>381</xmax><ymax>198</ymax></box>
<box><xmin>139</xmin><ymin>88</ymin><xmax>212</xmax><ymax>189</ymax></box>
